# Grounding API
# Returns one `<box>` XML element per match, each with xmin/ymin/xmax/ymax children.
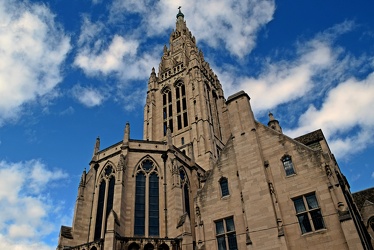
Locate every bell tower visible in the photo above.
<box><xmin>143</xmin><ymin>8</ymin><xmax>230</xmax><ymax>170</ymax></box>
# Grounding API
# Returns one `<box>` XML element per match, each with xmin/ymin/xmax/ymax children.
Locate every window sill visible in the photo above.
<box><xmin>285</xmin><ymin>173</ymin><xmax>297</xmax><ymax>178</ymax></box>
<box><xmin>221</xmin><ymin>195</ymin><xmax>231</xmax><ymax>200</ymax></box>
<box><xmin>301</xmin><ymin>228</ymin><xmax>327</xmax><ymax>236</ymax></box>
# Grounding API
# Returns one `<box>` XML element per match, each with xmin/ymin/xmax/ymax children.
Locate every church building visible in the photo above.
<box><xmin>57</xmin><ymin>9</ymin><xmax>373</xmax><ymax>250</ymax></box>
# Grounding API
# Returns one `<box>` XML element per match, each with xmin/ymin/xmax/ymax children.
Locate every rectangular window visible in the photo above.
<box><xmin>182</xmin><ymin>98</ymin><xmax>187</xmax><ymax>110</ymax></box>
<box><xmin>282</xmin><ymin>156</ymin><xmax>295</xmax><ymax>176</ymax></box>
<box><xmin>215</xmin><ymin>217</ymin><xmax>238</xmax><ymax>250</ymax></box>
<box><xmin>177</xmin><ymin>115</ymin><xmax>182</xmax><ymax>130</ymax></box>
<box><xmin>168</xmin><ymin>105</ymin><xmax>172</xmax><ymax>117</ymax></box>
<box><xmin>149</xmin><ymin>173</ymin><xmax>159</xmax><ymax>236</ymax></box>
<box><xmin>183</xmin><ymin>112</ymin><xmax>188</xmax><ymax>127</ymax></box>
<box><xmin>293</xmin><ymin>193</ymin><xmax>325</xmax><ymax>234</ymax></box>
<box><xmin>177</xmin><ymin>101</ymin><xmax>181</xmax><ymax>113</ymax></box>
<box><xmin>134</xmin><ymin>174</ymin><xmax>146</xmax><ymax>236</ymax></box>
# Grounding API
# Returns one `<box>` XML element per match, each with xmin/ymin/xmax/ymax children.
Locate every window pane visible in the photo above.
<box><xmin>283</xmin><ymin>159</ymin><xmax>295</xmax><ymax>176</ymax></box>
<box><xmin>297</xmin><ymin>213</ymin><xmax>312</xmax><ymax>234</ymax></box>
<box><xmin>220</xmin><ymin>178</ymin><xmax>229</xmax><ymax>197</ymax></box>
<box><xmin>134</xmin><ymin>173</ymin><xmax>145</xmax><ymax>236</ymax></box>
<box><xmin>293</xmin><ymin>198</ymin><xmax>306</xmax><ymax>213</ymax></box>
<box><xmin>182</xmin><ymin>98</ymin><xmax>187</xmax><ymax>110</ymax></box>
<box><xmin>184</xmin><ymin>184</ymin><xmax>190</xmax><ymax>216</ymax></box>
<box><xmin>217</xmin><ymin>236</ymin><xmax>227</xmax><ymax>250</ymax></box>
<box><xmin>176</xmin><ymin>88</ymin><xmax>180</xmax><ymax>99</ymax></box>
<box><xmin>94</xmin><ymin>181</ymin><xmax>106</xmax><ymax>240</ymax></box>
<box><xmin>227</xmin><ymin>233</ymin><xmax>238</xmax><ymax>250</ymax></box>
<box><xmin>225</xmin><ymin>218</ymin><xmax>235</xmax><ymax>232</ymax></box>
<box><xmin>177</xmin><ymin>115</ymin><xmax>182</xmax><ymax>130</ymax></box>
<box><xmin>177</xmin><ymin>101</ymin><xmax>181</xmax><ymax>113</ymax></box>
<box><xmin>305</xmin><ymin>194</ymin><xmax>318</xmax><ymax>209</ymax></box>
<box><xmin>183</xmin><ymin>112</ymin><xmax>188</xmax><ymax>127</ymax></box>
<box><xmin>169</xmin><ymin>119</ymin><xmax>173</xmax><ymax>133</ymax></box>
<box><xmin>181</xmin><ymin>84</ymin><xmax>185</xmax><ymax>96</ymax></box>
<box><xmin>310</xmin><ymin>209</ymin><xmax>325</xmax><ymax>230</ymax></box>
<box><xmin>106</xmin><ymin>177</ymin><xmax>115</xmax><ymax>217</ymax></box>
<box><xmin>216</xmin><ymin>220</ymin><xmax>225</xmax><ymax>235</ymax></box>
<box><xmin>168</xmin><ymin>91</ymin><xmax>172</xmax><ymax>103</ymax></box>
<box><xmin>168</xmin><ymin>105</ymin><xmax>172</xmax><ymax>117</ymax></box>
<box><xmin>149</xmin><ymin>173</ymin><xmax>159</xmax><ymax>236</ymax></box>
<box><xmin>143</xmin><ymin>160</ymin><xmax>153</xmax><ymax>171</ymax></box>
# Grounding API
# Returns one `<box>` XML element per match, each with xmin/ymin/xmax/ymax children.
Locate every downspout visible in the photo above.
<box><xmin>161</xmin><ymin>152</ymin><xmax>168</xmax><ymax>238</ymax></box>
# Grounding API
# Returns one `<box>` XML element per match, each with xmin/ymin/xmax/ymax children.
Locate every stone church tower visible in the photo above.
<box><xmin>57</xmin><ymin>9</ymin><xmax>373</xmax><ymax>250</ymax></box>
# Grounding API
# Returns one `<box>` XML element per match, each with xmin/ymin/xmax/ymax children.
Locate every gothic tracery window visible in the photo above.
<box><xmin>134</xmin><ymin>159</ymin><xmax>160</xmax><ymax>236</ymax></box>
<box><xmin>175</xmin><ymin>81</ymin><xmax>188</xmax><ymax>130</ymax></box>
<box><xmin>162</xmin><ymin>87</ymin><xmax>173</xmax><ymax>136</ymax></box>
<box><xmin>179</xmin><ymin>168</ymin><xmax>191</xmax><ymax>216</ymax></box>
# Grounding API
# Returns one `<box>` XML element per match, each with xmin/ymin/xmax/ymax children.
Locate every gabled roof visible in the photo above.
<box><xmin>353</xmin><ymin>187</ymin><xmax>374</xmax><ymax>210</ymax></box>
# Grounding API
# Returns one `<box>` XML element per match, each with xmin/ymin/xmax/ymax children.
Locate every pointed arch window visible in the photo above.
<box><xmin>134</xmin><ymin>159</ymin><xmax>160</xmax><ymax>236</ymax></box>
<box><xmin>219</xmin><ymin>177</ymin><xmax>229</xmax><ymax>197</ymax></box>
<box><xmin>176</xmin><ymin>82</ymin><xmax>188</xmax><ymax>130</ymax></box>
<box><xmin>94</xmin><ymin>180</ymin><xmax>105</xmax><ymax>240</ymax></box>
<box><xmin>282</xmin><ymin>155</ymin><xmax>296</xmax><ymax>176</ymax></box>
<box><xmin>162</xmin><ymin>88</ymin><xmax>173</xmax><ymax>136</ymax></box>
<box><xmin>94</xmin><ymin>165</ymin><xmax>115</xmax><ymax>240</ymax></box>
<box><xmin>180</xmin><ymin>168</ymin><xmax>190</xmax><ymax>216</ymax></box>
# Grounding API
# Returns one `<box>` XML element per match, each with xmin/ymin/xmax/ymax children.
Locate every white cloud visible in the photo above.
<box><xmin>285</xmin><ymin>73</ymin><xmax>374</xmax><ymax>158</ymax></box>
<box><xmin>109</xmin><ymin>0</ymin><xmax>275</xmax><ymax>57</ymax></box>
<box><xmin>72</xmin><ymin>85</ymin><xmax>106</xmax><ymax>107</ymax></box>
<box><xmin>222</xmin><ymin>39</ymin><xmax>335</xmax><ymax>112</ymax></box>
<box><xmin>0</xmin><ymin>159</ymin><xmax>68</xmax><ymax>249</ymax></box>
<box><xmin>0</xmin><ymin>0</ymin><xmax>71</xmax><ymax>126</ymax></box>
<box><xmin>75</xmin><ymin>33</ymin><xmax>159</xmax><ymax>82</ymax></box>
<box><xmin>75</xmin><ymin>35</ymin><xmax>138</xmax><ymax>75</ymax></box>
<box><xmin>210</xmin><ymin>21</ymin><xmax>374</xmax><ymax>160</ymax></box>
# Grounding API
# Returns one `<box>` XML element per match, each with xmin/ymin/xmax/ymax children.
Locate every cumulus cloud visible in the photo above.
<box><xmin>74</xmin><ymin>32</ymin><xmax>159</xmax><ymax>80</ymax></box>
<box><xmin>0</xmin><ymin>0</ymin><xmax>70</xmax><ymax>126</ymax></box>
<box><xmin>222</xmin><ymin>38</ymin><xmax>335</xmax><ymax>112</ymax></box>
<box><xmin>0</xmin><ymin>159</ymin><xmax>68</xmax><ymax>249</ymax></box>
<box><xmin>211</xmin><ymin>21</ymin><xmax>374</xmax><ymax>159</ymax></box>
<box><xmin>72</xmin><ymin>85</ymin><xmax>106</xmax><ymax>107</ymax></box>
<box><xmin>285</xmin><ymin>73</ymin><xmax>374</xmax><ymax>158</ymax></box>
<box><xmin>110</xmin><ymin>0</ymin><xmax>275</xmax><ymax>57</ymax></box>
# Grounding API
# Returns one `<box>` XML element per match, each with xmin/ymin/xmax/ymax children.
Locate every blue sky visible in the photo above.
<box><xmin>0</xmin><ymin>0</ymin><xmax>373</xmax><ymax>249</ymax></box>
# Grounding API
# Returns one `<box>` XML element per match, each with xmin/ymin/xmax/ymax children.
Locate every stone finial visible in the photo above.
<box><xmin>123</xmin><ymin>122</ymin><xmax>130</xmax><ymax>145</ymax></box>
<box><xmin>79</xmin><ymin>168</ymin><xmax>86</xmax><ymax>187</ymax></box>
<box><xmin>93</xmin><ymin>136</ymin><xmax>100</xmax><ymax>157</ymax></box>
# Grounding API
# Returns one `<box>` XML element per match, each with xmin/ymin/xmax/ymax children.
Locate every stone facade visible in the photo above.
<box><xmin>57</xmin><ymin>10</ymin><xmax>373</xmax><ymax>250</ymax></box>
